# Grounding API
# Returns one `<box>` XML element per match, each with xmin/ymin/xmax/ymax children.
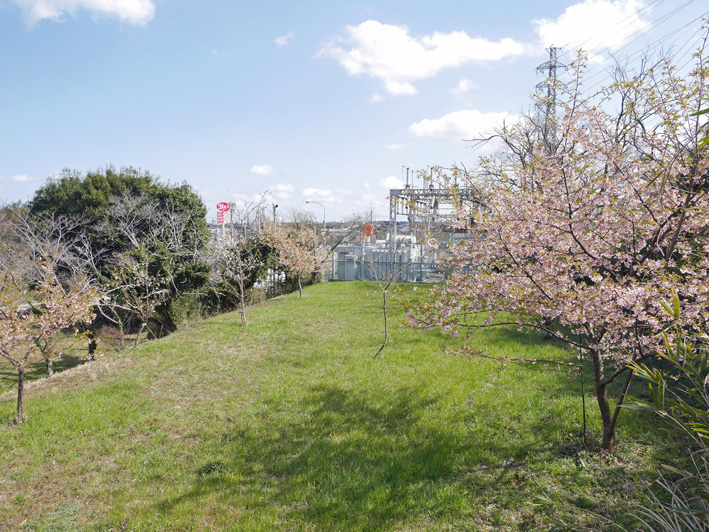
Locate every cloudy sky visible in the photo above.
<box><xmin>1</xmin><ymin>0</ymin><xmax>707</xmax><ymax>220</ymax></box>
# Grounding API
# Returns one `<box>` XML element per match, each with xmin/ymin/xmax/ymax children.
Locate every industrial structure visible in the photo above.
<box><xmin>388</xmin><ymin>166</ymin><xmax>483</xmax><ymax>245</ymax></box>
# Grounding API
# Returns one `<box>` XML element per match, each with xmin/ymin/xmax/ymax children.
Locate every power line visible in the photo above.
<box><xmin>557</xmin><ymin>0</ymin><xmax>703</xmax><ymax>83</ymax></box>
<box><xmin>557</xmin><ymin>0</ymin><xmax>667</xmax><ymax>53</ymax></box>
<box><xmin>560</xmin><ymin>9</ymin><xmax>708</xmax><ymax>96</ymax></box>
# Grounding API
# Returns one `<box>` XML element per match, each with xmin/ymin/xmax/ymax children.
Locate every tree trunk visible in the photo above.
<box><xmin>46</xmin><ymin>357</ymin><xmax>54</xmax><ymax>378</ymax></box>
<box><xmin>16</xmin><ymin>366</ymin><xmax>25</xmax><ymax>425</ymax></box>
<box><xmin>239</xmin><ymin>295</ymin><xmax>247</xmax><ymax>326</ymax></box>
<box><xmin>118</xmin><ymin>319</ymin><xmax>125</xmax><ymax>350</ymax></box>
<box><xmin>590</xmin><ymin>348</ymin><xmax>616</xmax><ymax>452</ymax></box>
<box><xmin>238</xmin><ymin>279</ymin><xmax>247</xmax><ymax>326</ymax></box>
<box><xmin>134</xmin><ymin>323</ymin><xmax>145</xmax><ymax>349</ymax></box>
<box><xmin>375</xmin><ymin>290</ymin><xmax>388</xmax><ymax>358</ymax></box>
<box><xmin>297</xmin><ymin>276</ymin><xmax>303</xmax><ymax>298</ymax></box>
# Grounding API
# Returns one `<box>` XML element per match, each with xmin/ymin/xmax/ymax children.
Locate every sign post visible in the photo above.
<box><xmin>216</xmin><ymin>202</ymin><xmax>231</xmax><ymax>240</ymax></box>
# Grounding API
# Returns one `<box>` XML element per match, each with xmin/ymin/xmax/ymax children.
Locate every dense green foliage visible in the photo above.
<box><xmin>28</xmin><ymin>166</ymin><xmax>210</xmax><ymax>333</ymax></box>
<box><xmin>29</xmin><ymin>166</ymin><xmax>209</xmax><ymax>265</ymax></box>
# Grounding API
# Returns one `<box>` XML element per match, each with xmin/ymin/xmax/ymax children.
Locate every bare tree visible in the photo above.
<box><xmin>205</xmin><ymin>194</ymin><xmax>272</xmax><ymax>325</ymax></box>
<box><xmin>363</xmin><ymin>233</ymin><xmax>436</xmax><ymax>358</ymax></box>
<box><xmin>0</xmin><ymin>204</ymin><xmax>103</xmax><ymax>373</ymax></box>
<box><xmin>96</xmin><ymin>193</ymin><xmax>208</xmax><ymax>345</ymax></box>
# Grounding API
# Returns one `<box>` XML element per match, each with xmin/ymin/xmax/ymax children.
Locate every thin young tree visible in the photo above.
<box><xmin>206</xmin><ymin>194</ymin><xmax>273</xmax><ymax>325</ymax></box>
<box><xmin>363</xmin><ymin>229</ymin><xmax>436</xmax><ymax>358</ymax></box>
<box><xmin>264</xmin><ymin>220</ymin><xmax>319</xmax><ymax>298</ymax></box>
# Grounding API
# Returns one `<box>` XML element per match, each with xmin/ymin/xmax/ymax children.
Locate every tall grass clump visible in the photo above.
<box><xmin>628</xmin><ymin>291</ymin><xmax>709</xmax><ymax>531</ymax></box>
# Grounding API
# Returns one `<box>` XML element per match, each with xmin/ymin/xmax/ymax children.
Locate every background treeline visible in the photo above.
<box><xmin>2</xmin><ymin>166</ymin><xmax>318</xmax><ymax>345</ymax></box>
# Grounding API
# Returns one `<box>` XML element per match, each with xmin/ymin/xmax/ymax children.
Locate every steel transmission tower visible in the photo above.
<box><xmin>535</xmin><ymin>46</ymin><xmax>566</xmax><ymax>152</ymax></box>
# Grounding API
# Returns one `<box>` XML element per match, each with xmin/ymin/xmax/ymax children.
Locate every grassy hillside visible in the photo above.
<box><xmin>0</xmin><ymin>282</ymin><xmax>682</xmax><ymax>531</ymax></box>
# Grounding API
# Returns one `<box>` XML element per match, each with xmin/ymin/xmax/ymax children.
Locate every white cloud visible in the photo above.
<box><xmin>317</xmin><ymin>20</ymin><xmax>528</xmax><ymax>96</ymax></box>
<box><xmin>409</xmin><ymin>109</ymin><xmax>515</xmax><ymax>140</ymax></box>
<box><xmin>303</xmin><ymin>187</ymin><xmax>334</xmax><ymax>200</ymax></box>
<box><xmin>211</xmin><ymin>49</ymin><xmax>227</xmax><ymax>59</ymax></box>
<box><xmin>10</xmin><ymin>174</ymin><xmax>35</xmax><ymax>182</ymax></box>
<box><xmin>275</xmin><ymin>31</ymin><xmax>294</xmax><ymax>47</ymax></box>
<box><xmin>271</xmin><ymin>183</ymin><xmax>294</xmax><ymax>200</ymax></box>
<box><xmin>385</xmin><ymin>143</ymin><xmax>404</xmax><ymax>151</ymax></box>
<box><xmin>368</xmin><ymin>93</ymin><xmax>384</xmax><ymax>104</ymax></box>
<box><xmin>452</xmin><ymin>79</ymin><xmax>476</xmax><ymax>95</ymax></box>
<box><xmin>12</xmin><ymin>0</ymin><xmax>156</xmax><ymax>25</ymax></box>
<box><xmin>250</xmin><ymin>164</ymin><xmax>275</xmax><ymax>177</ymax></box>
<box><xmin>379</xmin><ymin>176</ymin><xmax>404</xmax><ymax>189</ymax></box>
<box><xmin>533</xmin><ymin>0</ymin><xmax>649</xmax><ymax>58</ymax></box>
<box><xmin>363</xmin><ymin>182</ymin><xmax>371</xmax><ymax>189</ymax></box>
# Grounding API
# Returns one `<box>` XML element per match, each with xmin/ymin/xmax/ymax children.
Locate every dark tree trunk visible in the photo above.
<box><xmin>88</xmin><ymin>335</ymin><xmax>97</xmax><ymax>361</ymax></box>
<box><xmin>16</xmin><ymin>366</ymin><xmax>25</xmax><ymax>425</ymax></box>
<box><xmin>590</xmin><ymin>348</ymin><xmax>615</xmax><ymax>452</ymax></box>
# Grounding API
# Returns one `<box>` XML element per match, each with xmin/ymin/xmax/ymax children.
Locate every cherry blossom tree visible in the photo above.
<box><xmin>1</xmin><ymin>204</ymin><xmax>101</xmax><ymax>374</ymax></box>
<box><xmin>409</xmin><ymin>47</ymin><xmax>709</xmax><ymax>452</ymax></box>
<box><xmin>264</xmin><ymin>220</ymin><xmax>319</xmax><ymax>298</ymax></box>
<box><xmin>0</xmin><ymin>262</ymin><xmax>99</xmax><ymax>424</ymax></box>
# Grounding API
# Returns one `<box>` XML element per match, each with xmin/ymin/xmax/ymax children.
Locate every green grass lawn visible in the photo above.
<box><xmin>0</xmin><ymin>282</ymin><xmax>683</xmax><ymax>531</ymax></box>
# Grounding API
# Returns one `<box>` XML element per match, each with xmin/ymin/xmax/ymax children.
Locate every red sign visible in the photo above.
<box><xmin>216</xmin><ymin>212</ymin><xmax>225</xmax><ymax>224</ymax></box>
<box><xmin>216</xmin><ymin>202</ymin><xmax>230</xmax><ymax>212</ymax></box>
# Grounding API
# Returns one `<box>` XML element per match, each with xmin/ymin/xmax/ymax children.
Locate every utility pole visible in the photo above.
<box><xmin>536</xmin><ymin>46</ymin><xmax>565</xmax><ymax>153</ymax></box>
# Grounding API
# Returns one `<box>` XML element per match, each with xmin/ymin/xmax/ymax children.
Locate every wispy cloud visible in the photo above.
<box><xmin>10</xmin><ymin>174</ymin><xmax>35</xmax><ymax>182</ymax></box>
<box><xmin>409</xmin><ymin>110</ymin><xmax>515</xmax><ymax>140</ymax></box>
<box><xmin>452</xmin><ymin>79</ymin><xmax>476</xmax><ymax>95</ymax></box>
<box><xmin>250</xmin><ymin>164</ymin><xmax>276</xmax><ymax>177</ymax></box>
<box><xmin>275</xmin><ymin>31</ymin><xmax>294</xmax><ymax>47</ymax></box>
<box><xmin>379</xmin><ymin>176</ymin><xmax>404</xmax><ymax>189</ymax></box>
<box><xmin>211</xmin><ymin>49</ymin><xmax>227</xmax><ymax>59</ymax></box>
<box><xmin>303</xmin><ymin>187</ymin><xmax>336</xmax><ymax>201</ymax></box>
<box><xmin>385</xmin><ymin>143</ymin><xmax>404</xmax><ymax>151</ymax></box>
<box><xmin>271</xmin><ymin>183</ymin><xmax>294</xmax><ymax>200</ymax></box>
<box><xmin>12</xmin><ymin>0</ymin><xmax>156</xmax><ymax>26</ymax></box>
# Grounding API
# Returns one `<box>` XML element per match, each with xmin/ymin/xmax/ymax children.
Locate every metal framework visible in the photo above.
<box><xmin>535</xmin><ymin>46</ymin><xmax>566</xmax><ymax>152</ymax></box>
<box><xmin>388</xmin><ymin>167</ymin><xmax>482</xmax><ymax>244</ymax></box>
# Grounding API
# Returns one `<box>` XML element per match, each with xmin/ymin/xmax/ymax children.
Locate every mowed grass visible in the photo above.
<box><xmin>0</xmin><ymin>282</ymin><xmax>683</xmax><ymax>531</ymax></box>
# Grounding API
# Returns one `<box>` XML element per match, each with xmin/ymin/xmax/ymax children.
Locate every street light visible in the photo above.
<box><xmin>305</xmin><ymin>200</ymin><xmax>326</xmax><ymax>232</ymax></box>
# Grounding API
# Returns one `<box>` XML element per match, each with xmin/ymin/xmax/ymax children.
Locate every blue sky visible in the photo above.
<box><xmin>1</xmin><ymin>0</ymin><xmax>707</xmax><ymax>221</ymax></box>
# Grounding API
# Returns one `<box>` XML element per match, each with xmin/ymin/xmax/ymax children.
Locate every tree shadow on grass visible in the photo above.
<box><xmin>0</xmin><ymin>355</ymin><xmax>88</xmax><ymax>394</ymax></box>
<box><xmin>156</xmin><ymin>384</ymin><xmax>477</xmax><ymax>529</ymax></box>
<box><xmin>152</xmin><ymin>379</ymin><xmax>640</xmax><ymax>530</ymax></box>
